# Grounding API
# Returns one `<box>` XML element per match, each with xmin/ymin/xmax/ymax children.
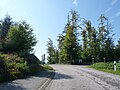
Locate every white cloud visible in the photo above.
<box><xmin>105</xmin><ymin>7</ymin><xmax>112</xmax><ymax>13</ymax></box>
<box><xmin>73</xmin><ymin>0</ymin><xmax>77</xmax><ymax>6</ymax></box>
<box><xmin>105</xmin><ymin>0</ymin><xmax>118</xmax><ymax>13</ymax></box>
<box><xmin>116</xmin><ymin>11</ymin><xmax>120</xmax><ymax>17</ymax></box>
<box><xmin>111</xmin><ymin>0</ymin><xmax>118</xmax><ymax>6</ymax></box>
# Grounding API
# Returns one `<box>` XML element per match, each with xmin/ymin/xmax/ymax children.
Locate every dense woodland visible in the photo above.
<box><xmin>0</xmin><ymin>15</ymin><xmax>41</xmax><ymax>82</ymax></box>
<box><xmin>47</xmin><ymin>10</ymin><xmax>120</xmax><ymax>64</ymax></box>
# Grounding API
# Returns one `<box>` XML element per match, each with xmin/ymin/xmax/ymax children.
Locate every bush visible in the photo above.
<box><xmin>0</xmin><ymin>53</ymin><xmax>30</xmax><ymax>82</ymax></box>
<box><xmin>0</xmin><ymin>52</ymin><xmax>44</xmax><ymax>82</ymax></box>
<box><xmin>20</xmin><ymin>53</ymin><xmax>42</xmax><ymax>73</ymax></box>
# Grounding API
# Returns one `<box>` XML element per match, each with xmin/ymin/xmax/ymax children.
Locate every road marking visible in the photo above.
<box><xmin>38</xmin><ymin>78</ymin><xmax>51</xmax><ymax>90</ymax></box>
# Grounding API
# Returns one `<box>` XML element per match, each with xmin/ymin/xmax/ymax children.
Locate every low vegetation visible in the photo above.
<box><xmin>0</xmin><ymin>53</ymin><xmax>42</xmax><ymax>82</ymax></box>
<box><xmin>0</xmin><ymin>53</ymin><xmax>29</xmax><ymax>82</ymax></box>
<box><xmin>89</xmin><ymin>62</ymin><xmax>120</xmax><ymax>75</ymax></box>
<box><xmin>42</xmin><ymin>64</ymin><xmax>54</xmax><ymax>71</ymax></box>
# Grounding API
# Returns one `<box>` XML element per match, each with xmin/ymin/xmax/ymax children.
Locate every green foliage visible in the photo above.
<box><xmin>0</xmin><ymin>53</ymin><xmax>43</xmax><ymax>82</ymax></box>
<box><xmin>0</xmin><ymin>15</ymin><xmax>12</xmax><ymax>37</ymax></box>
<box><xmin>41</xmin><ymin>54</ymin><xmax>46</xmax><ymax>64</ymax></box>
<box><xmin>115</xmin><ymin>39</ymin><xmax>120</xmax><ymax>60</ymax></box>
<box><xmin>21</xmin><ymin>53</ymin><xmax>42</xmax><ymax>73</ymax></box>
<box><xmin>42</xmin><ymin>65</ymin><xmax>54</xmax><ymax>70</ymax></box>
<box><xmin>89</xmin><ymin>62</ymin><xmax>120</xmax><ymax>75</ymax></box>
<box><xmin>0</xmin><ymin>15</ymin><xmax>41</xmax><ymax>82</ymax></box>
<box><xmin>49</xmin><ymin>11</ymin><xmax>115</xmax><ymax>65</ymax></box>
<box><xmin>90</xmin><ymin>62</ymin><xmax>113</xmax><ymax>70</ymax></box>
<box><xmin>0</xmin><ymin>53</ymin><xmax>29</xmax><ymax>82</ymax></box>
<box><xmin>4</xmin><ymin>21</ymin><xmax>37</xmax><ymax>53</ymax></box>
<box><xmin>47</xmin><ymin>38</ymin><xmax>58</xmax><ymax>64</ymax></box>
<box><xmin>57</xmin><ymin>10</ymin><xmax>80</xmax><ymax>64</ymax></box>
<box><xmin>97</xmin><ymin>15</ymin><xmax>114</xmax><ymax>62</ymax></box>
<box><xmin>80</xmin><ymin>15</ymin><xmax>114</xmax><ymax>64</ymax></box>
<box><xmin>0</xmin><ymin>15</ymin><xmax>12</xmax><ymax>51</ymax></box>
<box><xmin>81</xmin><ymin>21</ymin><xmax>93</xmax><ymax>63</ymax></box>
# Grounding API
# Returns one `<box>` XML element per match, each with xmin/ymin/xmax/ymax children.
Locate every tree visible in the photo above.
<box><xmin>4</xmin><ymin>21</ymin><xmax>37</xmax><ymax>53</ymax></box>
<box><xmin>81</xmin><ymin>15</ymin><xmax>114</xmax><ymax>63</ymax></box>
<box><xmin>98</xmin><ymin>15</ymin><xmax>114</xmax><ymax>62</ymax></box>
<box><xmin>49</xmin><ymin>11</ymin><xmax>116</xmax><ymax>64</ymax></box>
<box><xmin>58</xmin><ymin>10</ymin><xmax>80</xmax><ymax>64</ymax></box>
<box><xmin>115</xmin><ymin>39</ymin><xmax>120</xmax><ymax>60</ymax></box>
<box><xmin>91</xmin><ymin>27</ymin><xmax>99</xmax><ymax>63</ymax></box>
<box><xmin>104</xmin><ymin>37</ymin><xmax>114</xmax><ymax>61</ymax></box>
<box><xmin>84</xmin><ymin>21</ymin><xmax>93</xmax><ymax>63</ymax></box>
<box><xmin>54</xmin><ymin>47</ymin><xmax>59</xmax><ymax>63</ymax></box>
<box><xmin>81</xmin><ymin>20</ymin><xmax>93</xmax><ymax>63</ymax></box>
<box><xmin>0</xmin><ymin>15</ymin><xmax>12</xmax><ymax>51</ymax></box>
<box><xmin>57</xmin><ymin>33</ymin><xmax>65</xmax><ymax>63</ymax></box>
<box><xmin>46</xmin><ymin>38</ymin><xmax>56</xmax><ymax>64</ymax></box>
<box><xmin>41</xmin><ymin>54</ymin><xmax>45</xmax><ymax>64</ymax></box>
<box><xmin>97</xmin><ymin>15</ymin><xmax>107</xmax><ymax>61</ymax></box>
<box><xmin>81</xmin><ymin>29</ymin><xmax>88</xmax><ymax>63</ymax></box>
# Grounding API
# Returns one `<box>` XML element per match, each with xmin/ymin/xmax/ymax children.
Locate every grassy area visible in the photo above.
<box><xmin>42</xmin><ymin>64</ymin><xmax>54</xmax><ymax>71</ymax></box>
<box><xmin>89</xmin><ymin>62</ymin><xmax>120</xmax><ymax>75</ymax></box>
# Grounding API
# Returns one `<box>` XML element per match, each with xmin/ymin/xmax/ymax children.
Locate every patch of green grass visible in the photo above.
<box><xmin>89</xmin><ymin>62</ymin><xmax>120</xmax><ymax>75</ymax></box>
<box><xmin>42</xmin><ymin>65</ymin><xmax>54</xmax><ymax>71</ymax></box>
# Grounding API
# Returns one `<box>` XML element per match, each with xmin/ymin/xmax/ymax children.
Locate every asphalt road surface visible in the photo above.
<box><xmin>0</xmin><ymin>71</ymin><xmax>52</xmax><ymax>90</ymax></box>
<box><xmin>45</xmin><ymin>65</ymin><xmax>120</xmax><ymax>90</ymax></box>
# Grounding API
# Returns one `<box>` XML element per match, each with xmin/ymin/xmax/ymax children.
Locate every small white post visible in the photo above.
<box><xmin>114</xmin><ymin>61</ymin><xmax>116</xmax><ymax>71</ymax></box>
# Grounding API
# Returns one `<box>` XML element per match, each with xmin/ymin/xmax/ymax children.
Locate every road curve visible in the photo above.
<box><xmin>45</xmin><ymin>65</ymin><xmax>120</xmax><ymax>90</ymax></box>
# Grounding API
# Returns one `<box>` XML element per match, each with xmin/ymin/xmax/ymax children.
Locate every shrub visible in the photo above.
<box><xmin>20</xmin><ymin>53</ymin><xmax>42</xmax><ymax>73</ymax></box>
<box><xmin>0</xmin><ymin>52</ymin><xmax>44</xmax><ymax>82</ymax></box>
<box><xmin>0</xmin><ymin>53</ymin><xmax>30</xmax><ymax>82</ymax></box>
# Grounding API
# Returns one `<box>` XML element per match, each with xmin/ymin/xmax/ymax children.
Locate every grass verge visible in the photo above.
<box><xmin>42</xmin><ymin>64</ymin><xmax>54</xmax><ymax>71</ymax></box>
<box><xmin>89</xmin><ymin>62</ymin><xmax>120</xmax><ymax>75</ymax></box>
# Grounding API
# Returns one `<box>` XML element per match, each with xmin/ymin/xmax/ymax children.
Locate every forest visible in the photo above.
<box><xmin>46</xmin><ymin>10</ymin><xmax>120</xmax><ymax>65</ymax></box>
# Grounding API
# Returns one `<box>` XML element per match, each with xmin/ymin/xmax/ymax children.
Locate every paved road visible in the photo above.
<box><xmin>45</xmin><ymin>65</ymin><xmax>120</xmax><ymax>90</ymax></box>
<box><xmin>0</xmin><ymin>71</ymin><xmax>53</xmax><ymax>90</ymax></box>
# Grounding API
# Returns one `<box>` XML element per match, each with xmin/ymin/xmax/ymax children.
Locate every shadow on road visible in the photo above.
<box><xmin>0</xmin><ymin>82</ymin><xmax>26</xmax><ymax>90</ymax></box>
<box><xmin>53</xmin><ymin>72</ymin><xmax>73</xmax><ymax>80</ymax></box>
<box><xmin>0</xmin><ymin>71</ymin><xmax>54</xmax><ymax>90</ymax></box>
<box><xmin>25</xmin><ymin>70</ymin><xmax>54</xmax><ymax>79</ymax></box>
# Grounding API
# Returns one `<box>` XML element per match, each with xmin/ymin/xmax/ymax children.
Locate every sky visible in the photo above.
<box><xmin>0</xmin><ymin>0</ymin><xmax>120</xmax><ymax>60</ymax></box>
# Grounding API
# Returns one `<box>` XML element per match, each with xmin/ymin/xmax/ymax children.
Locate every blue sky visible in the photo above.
<box><xmin>0</xmin><ymin>0</ymin><xmax>120</xmax><ymax>60</ymax></box>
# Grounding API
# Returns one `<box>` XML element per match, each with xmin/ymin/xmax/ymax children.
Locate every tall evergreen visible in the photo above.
<box><xmin>115</xmin><ymin>39</ymin><xmax>120</xmax><ymax>60</ymax></box>
<box><xmin>0</xmin><ymin>15</ymin><xmax>12</xmax><ymax>51</ymax></box>
<box><xmin>58</xmin><ymin>10</ymin><xmax>80</xmax><ymax>64</ymax></box>
<box><xmin>98</xmin><ymin>15</ymin><xmax>114</xmax><ymax>62</ymax></box>
<box><xmin>46</xmin><ymin>38</ymin><xmax>56</xmax><ymax>64</ymax></box>
<box><xmin>81</xmin><ymin>20</ymin><xmax>97</xmax><ymax>63</ymax></box>
<box><xmin>4</xmin><ymin>21</ymin><xmax>37</xmax><ymax>53</ymax></box>
<box><xmin>81</xmin><ymin>29</ymin><xmax>88</xmax><ymax>63</ymax></box>
<box><xmin>47</xmin><ymin>11</ymin><xmax>116</xmax><ymax>64</ymax></box>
